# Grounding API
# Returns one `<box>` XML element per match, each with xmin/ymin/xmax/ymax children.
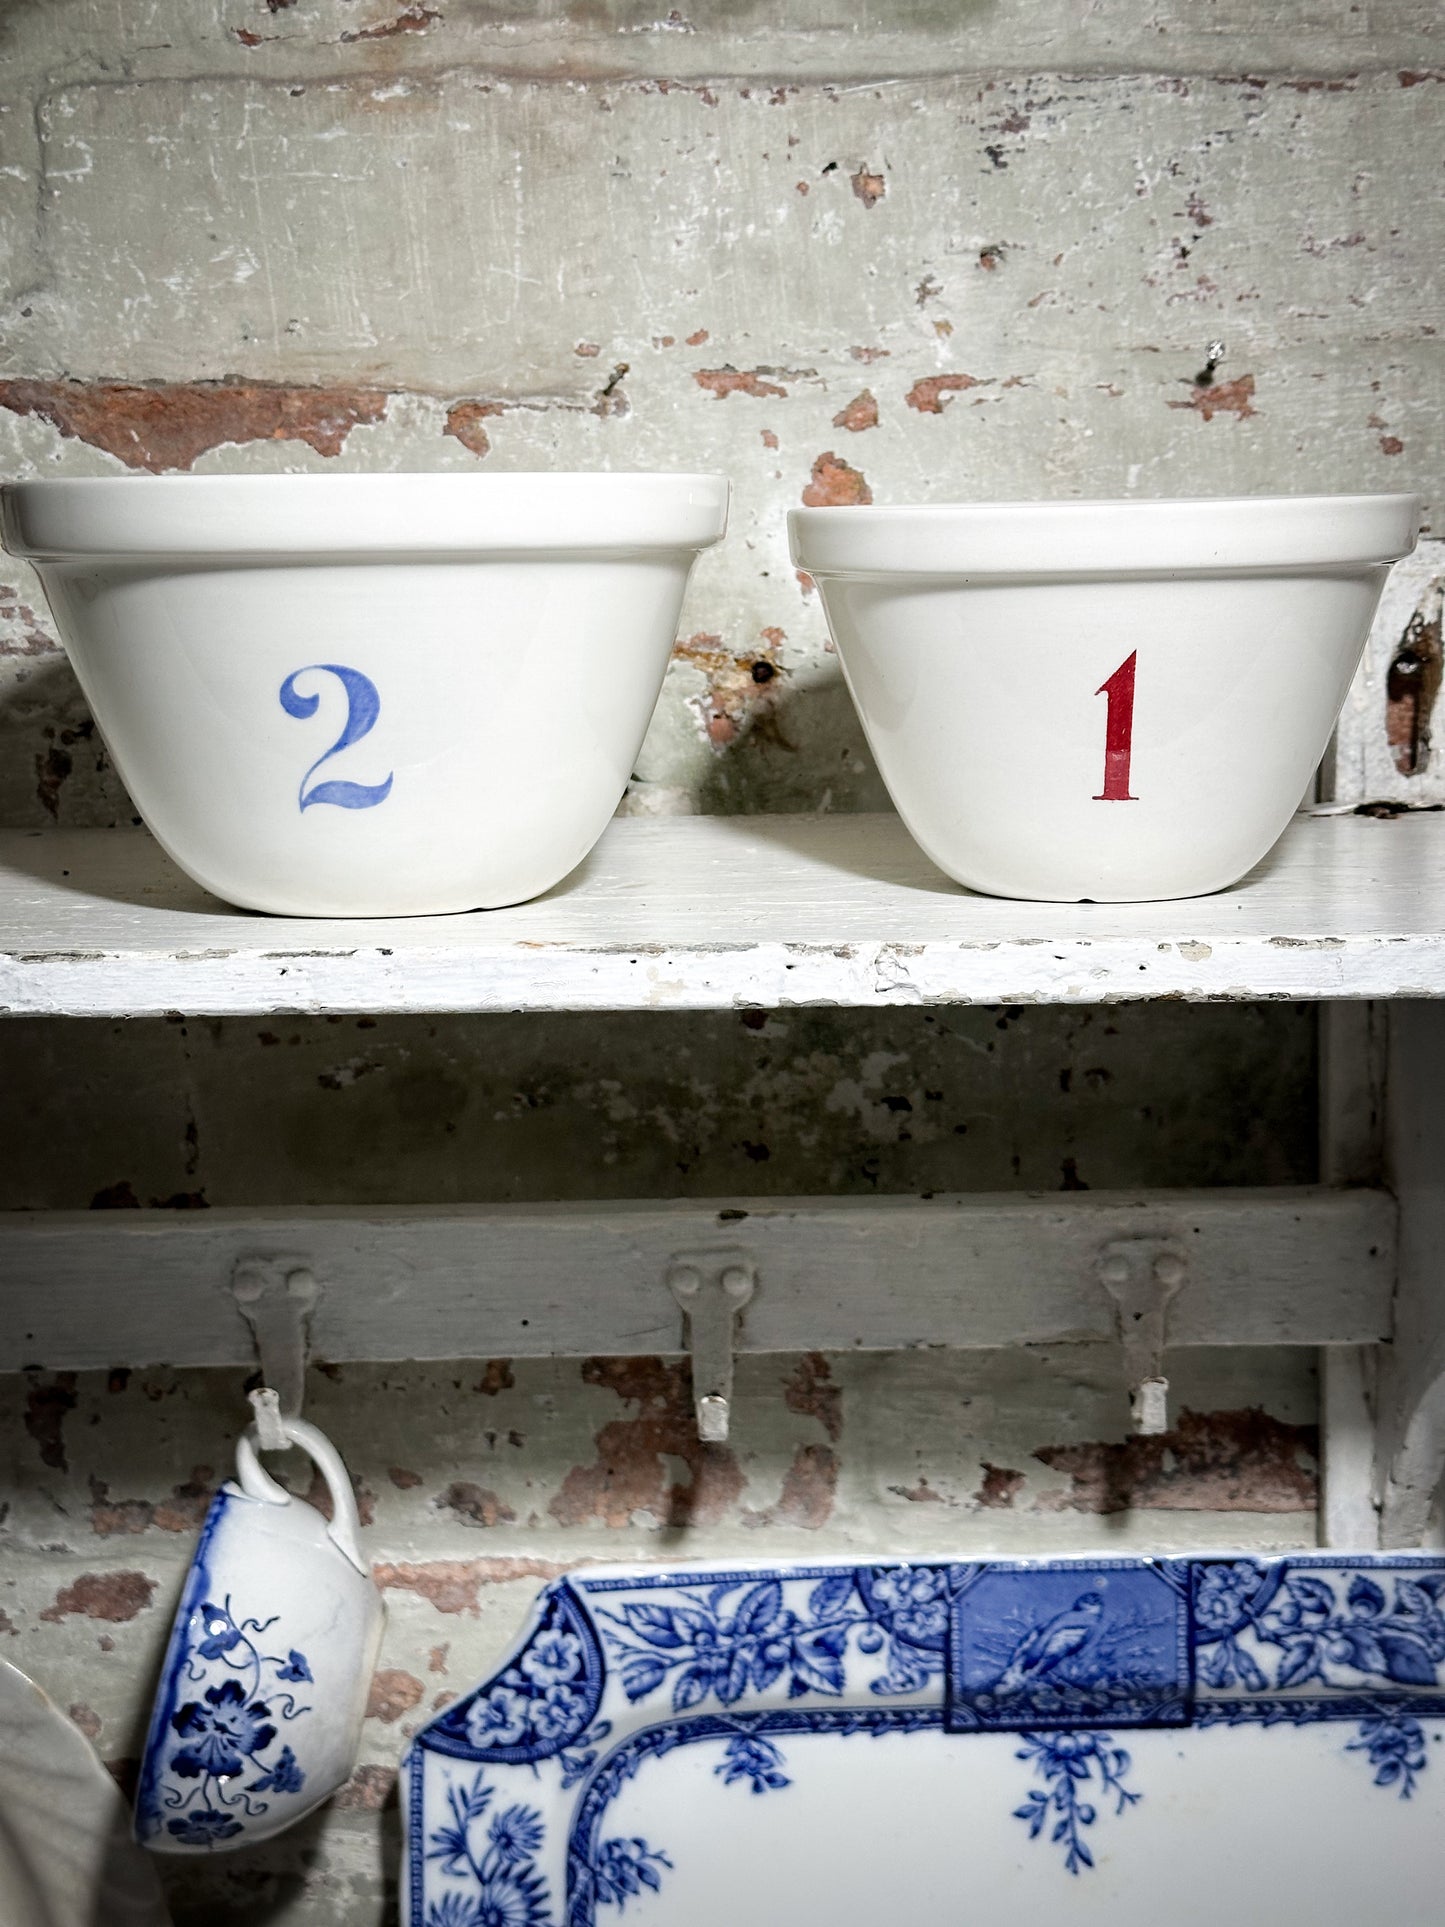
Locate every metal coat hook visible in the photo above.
<box><xmin>231</xmin><ymin>1257</ymin><xmax>319</xmax><ymax>1448</ymax></box>
<box><xmin>1096</xmin><ymin>1238</ymin><xmax>1187</xmax><ymax>1436</ymax></box>
<box><xmin>667</xmin><ymin>1248</ymin><xmax>757</xmax><ymax>1443</ymax></box>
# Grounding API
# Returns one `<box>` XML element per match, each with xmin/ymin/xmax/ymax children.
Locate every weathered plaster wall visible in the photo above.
<box><xmin>0</xmin><ymin>4</ymin><xmax>1438</xmax><ymax>1920</ymax></box>
<box><xmin>0</xmin><ymin>3</ymin><xmax>1440</xmax><ymax>819</ymax></box>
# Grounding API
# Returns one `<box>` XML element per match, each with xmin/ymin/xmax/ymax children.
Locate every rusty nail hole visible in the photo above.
<box><xmin>1194</xmin><ymin>339</ymin><xmax>1226</xmax><ymax>387</ymax></box>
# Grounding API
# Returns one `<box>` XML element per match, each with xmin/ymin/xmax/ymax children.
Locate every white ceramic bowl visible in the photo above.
<box><xmin>790</xmin><ymin>493</ymin><xmax>1421</xmax><ymax>902</ymax></box>
<box><xmin>2</xmin><ymin>472</ymin><xmax>729</xmax><ymax>915</ymax></box>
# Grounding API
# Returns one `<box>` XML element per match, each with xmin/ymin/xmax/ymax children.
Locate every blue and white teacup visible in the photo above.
<box><xmin>134</xmin><ymin>1416</ymin><xmax>384</xmax><ymax>1853</ymax></box>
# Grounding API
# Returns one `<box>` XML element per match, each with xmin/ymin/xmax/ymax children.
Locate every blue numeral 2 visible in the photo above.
<box><xmin>278</xmin><ymin>664</ymin><xmax>394</xmax><ymax>812</ymax></box>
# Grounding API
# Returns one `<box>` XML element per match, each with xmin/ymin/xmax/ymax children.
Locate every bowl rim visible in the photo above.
<box><xmin>788</xmin><ymin>490</ymin><xmax>1423</xmax><ymax>577</ymax></box>
<box><xmin>0</xmin><ymin>470</ymin><xmax>731</xmax><ymax>559</ymax></box>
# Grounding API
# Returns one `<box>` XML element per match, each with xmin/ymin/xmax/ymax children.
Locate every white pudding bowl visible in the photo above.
<box><xmin>790</xmin><ymin>493</ymin><xmax>1420</xmax><ymax>902</ymax></box>
<box><xmin>2</xmin><ymin>471</ymin><xmax>729</xmax><ymax>915</ymax></box>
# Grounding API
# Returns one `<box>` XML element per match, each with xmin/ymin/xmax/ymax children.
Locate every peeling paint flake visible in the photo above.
<box><xmin>1166</xmin><ymin>373</ymin><xmax>1258</xmax><ymax>422</ymax></box>
<box><xmin>340</xmin><ymin>5</ymin><xmax>442</xmax><ymax>43</ymax></box>
<box><xmin>801</xmin><ymin>450</ymin><xmax>871</xmax><ymax>506</ymax></box>
<box><xmin>832</xmin><ymin>388</ymin><xmax>879</xmax><ymax>432</ymax></box>
<box><xmin>551</xmin><ymin>1355</ymin><xmax>744</xmax><ymax>1529</ymax></box>
<box><xmin>365</xmin><ymin>1667</ymin><xmax>424</xmax><ymax>1722</ymax></box>
<box><xmin>67</xmin><ymin>1702</ymin><xmax>102</xmax><ymax>1742</ymax></box>
<box><xmin>0</xmin><ymin>586</ymin><xmax>57</xmax><ymax>657</ymax></box>
<box><xmin>849</xmin><ymin>164</ymin><xmax>886</xmax><ymax>207</ymax></box>
<box><xmin>437</xmin><ymin>1480</ymin><xmax>517</xmax><ymax>1528</ymax></box>
<box><xmin>443</xmin><ymin>398</ymin><xmax>503</xmax><ymax>458</ymax></box>
<box><xmin>0</xmin><ymin>379</ymin><xmax>389</xmax><ymax>472</ymax></box>
<box><xmin>905</xmin><ymin>373</ymin><xmax>987</xmax><ymax>414</ymax></box>
<box><xmin>694</xmin><ymin>366</ymin><xmax>791</xmax><ymax>400</ymax></box>
<box><xmin>975</xmin><ymin>1463</ymin><xmax>1026</xmax><ymax>1508</ymax></box>
<box><xmin>891</xmin><ymin>1477</ymin><xmax>947</xmax><ymax>1504</ymax></box>
<box><xmin>1035</xmin><ymin>1406</ymin><xmax>1317</xmax><ymax>1513</ymax></box>
<box><xmin>89</xmin><ymin>1465</ymin><xmax>213</xmax><ymax>1536</ymax></box>
<box><xmin>373</xmin><ymin>1557</ymin><xmax>572</xmax><ymax>1615</ymax></box>
<box><xmin>746</xmin><ymin>1442</ymin><xmax>838</xmax><ymax>1528</ymax></box>
<box><xmin>782</xmin><ymin>1351</ymin><xmax>842</xmax><ymax>1440</ymax></box>
<box><xmin>40</xmin><ymin>1571</ymin><xmax>157</xmax><ymax>1623</ymax></box>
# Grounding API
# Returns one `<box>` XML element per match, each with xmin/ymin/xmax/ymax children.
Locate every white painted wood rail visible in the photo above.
<box><xmin>1377</xmin><ymin>1004</ymin><xmax>1445</xmax><ymax>1548</ymax></box>
<box><xmin>0</xmin><ymin>810</ymin><xmax>1443</xmax><ymax>1017</ymax></box>
<box><xmin>0</xmin><ymin>1187</ymin><xmax>1394</xmax><ymax>1376</ymax></box>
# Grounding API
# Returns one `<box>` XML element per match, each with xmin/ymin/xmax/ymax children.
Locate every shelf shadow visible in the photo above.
<box><xmin>0</xmin><ymin>823</ymin><xmax>605</xmax><ymax>923</ymax></box>
<box><xmin>692</xmin><ymin>808</ymin><xmax>965</xmax><ymax>897</ymax></box>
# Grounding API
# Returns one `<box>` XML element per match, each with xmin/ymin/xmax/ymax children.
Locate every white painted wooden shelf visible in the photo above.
<box><xmin>1</xmin><ymin>809</ymin><xmax>1443</xmax><ymax>1018</ymax></box>
<box><xmin>4</xmin><ymin>809</ymin><xmax>1444</xmax><ymax>1549</ymax></box>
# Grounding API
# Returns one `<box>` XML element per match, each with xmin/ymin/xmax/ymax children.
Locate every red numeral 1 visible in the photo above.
<box><xmin>1094</xmin><ymin>649</ymin><xmax>1138</xmax><ymax>801</ymax></box>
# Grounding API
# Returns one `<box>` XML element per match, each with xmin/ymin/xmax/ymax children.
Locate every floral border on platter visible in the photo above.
<box><xmin>404</xmin><ymin>1554</ymin><xmax>1445</xmax><ymax>1925</ymax></box>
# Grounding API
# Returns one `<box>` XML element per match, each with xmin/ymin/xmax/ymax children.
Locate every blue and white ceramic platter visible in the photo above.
<box><xmin>402</xmin><ymin>1553</ymin><xmax>1445</xmax><ymax>1925</ymax></box>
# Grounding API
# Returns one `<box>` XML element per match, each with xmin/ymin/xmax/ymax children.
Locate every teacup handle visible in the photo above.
<box><xmin>235</xmin><ymin>1414</ymin><xmax>368</xmax><ymax>1575</ymax></box>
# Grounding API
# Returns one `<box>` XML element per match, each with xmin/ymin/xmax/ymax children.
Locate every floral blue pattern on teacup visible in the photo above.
<box><xmin>134</xmin><ymin>1498</ymin><xmax>320</xmax><ymax>1848</ymax></box>
<box><xmin>136</xmin><ymin>1415</ymin><xmax>384</xmax><ymax>1855</ymax></box>
<box><xmin>157</xmin><ymin>1596</ymin><xmax>313</xmax><ymax>1845</ymax></box>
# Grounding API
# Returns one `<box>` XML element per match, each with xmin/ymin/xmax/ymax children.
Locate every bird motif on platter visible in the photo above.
<box><xmin>992</xmin><ymin>1591</ymin><xmax>1106</xmax><ymax>1696</ymax></box>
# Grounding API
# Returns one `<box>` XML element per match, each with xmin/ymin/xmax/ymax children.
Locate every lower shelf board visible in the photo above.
<box><xmin>0</xmin><ymin>1186</ymin><xmax>1395</xmax><ymax>1373</ymax></box>
<box><xmin>1</xmin><ymin>810</ymin><xmax>1444</xmax><ymax>1016</ymax></box>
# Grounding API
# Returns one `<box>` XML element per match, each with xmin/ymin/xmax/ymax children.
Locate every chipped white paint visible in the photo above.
<box><xmin>1320</xmin><ymin>1346</ymin><xmax>1379</xmax><ymax>1547</ymax></box>
<box><xmin>1</xmin><ymin>812</ymin><xmax>1442</xmax><ymax>1017</ymax></box>
<box><xmin>2</xmin><ymin>0</ymin><xmax>1442</xmax><ymax>94</ymax></box>
<box><xmin>1377</xmin><ymin>1003</ymin><xmax>1445</xmax><ymax>1548</ymax></box>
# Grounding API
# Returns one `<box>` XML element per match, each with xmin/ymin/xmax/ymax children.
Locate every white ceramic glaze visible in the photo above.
<box><xmin>0</xmin><ymin>1659</ymin><xmax>171</xmax><ymax>1927</ymax></box>
<box><xmin>134</xmin><ymin>1415</ymin><xmax>383</xmax><ymax>1854</ymax></box>
<box><xmin>789</xmin><ymin>493</ymin><xmax>1421</xmax><ymax>902</ymax></box>
<box><xmin>0</xmin><ymin>472</ymin><xmax>729</xmax><ymax>915</ymax></box>
<box><xmin>404</xmin><ymin>1551</ymin><xmax>1445</xmax><ymax>1926</ymax></box>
